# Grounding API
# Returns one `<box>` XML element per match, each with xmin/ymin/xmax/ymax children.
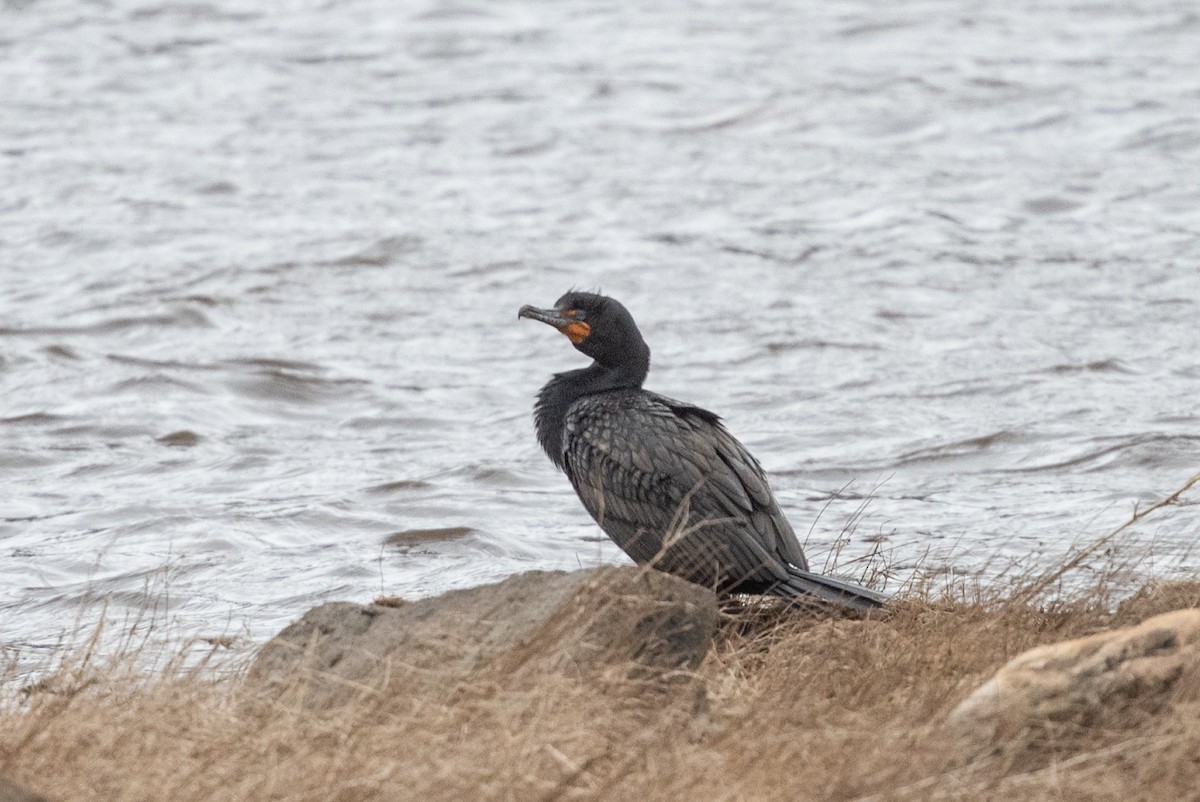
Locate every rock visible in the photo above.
<box><xmin>248</xmin><ymin>566</ymin><xmax>718</xmax><ymax>709</ymax></box>
<box><xmin>0</xmin><ymin>775</ymin><xmax>48</xmax><ymax>802</ymax></box>
<box><xmin>949</xmin><ymin>608</ymin><xmax>1200</xmax><ymax>753</ymax></box>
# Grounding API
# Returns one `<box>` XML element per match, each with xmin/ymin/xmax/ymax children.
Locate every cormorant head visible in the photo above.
<box><xmin>518</xmin><ymin>291</ymin><xmax>650</xmax><ymax>377</ymax></box>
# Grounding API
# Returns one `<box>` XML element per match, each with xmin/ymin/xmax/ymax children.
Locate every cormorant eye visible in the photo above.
<box><xmin>568</xmin><ymin>309</ymin><xmax>587</xmax><ymax>321</ymax></box>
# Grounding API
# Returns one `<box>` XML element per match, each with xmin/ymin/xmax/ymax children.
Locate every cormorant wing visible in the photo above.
<box><xmin>561</xmin><ymin>391</ymin><xmax>810</xmax><ymax>576</ymax></box>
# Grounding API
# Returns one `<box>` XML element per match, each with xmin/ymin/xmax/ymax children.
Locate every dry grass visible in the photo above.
<box><xmin>4</xmin><ymin>473</ymin><xmax>1200</xmax><ymax>801</ymax></box>
<box><xmin>7</xmin><ymin>584</ymin><xmax>1200</xmax><ymax>802</ymax></box>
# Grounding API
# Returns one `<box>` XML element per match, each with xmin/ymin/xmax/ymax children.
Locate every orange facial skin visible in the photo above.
<box><xmin>563</xmin><ymin>321</ymin><xmax>590</xmax><ymax>344</ymax></box>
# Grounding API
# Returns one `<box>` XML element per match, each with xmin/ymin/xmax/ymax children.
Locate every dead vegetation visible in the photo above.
<box><xmin>3</xmin><ymin>472</ymin><xmax>1200</xmax><ymax>801</ymax></box>
<box><xmin>6</xmin><ymin>584</ymin><xmax>1200</xmax><ymax>802</ymax></box>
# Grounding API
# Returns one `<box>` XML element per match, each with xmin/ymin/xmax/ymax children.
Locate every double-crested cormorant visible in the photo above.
<box><xmin>519</xmin><ymin>290</ymin><xmax>886</xmax><ymax>610</ymax></box>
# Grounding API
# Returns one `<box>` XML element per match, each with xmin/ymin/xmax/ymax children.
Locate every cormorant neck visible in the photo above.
<box><xmin>534</xmin><ymin>355</ymin><xmax>649</xmax><ymax>468</ymax></box>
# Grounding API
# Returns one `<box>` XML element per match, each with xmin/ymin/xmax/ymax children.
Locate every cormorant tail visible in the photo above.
<box><xmin>775</xmin><ymin>565</ymin><xmax>888</xmax><ymax>611</ymax></box>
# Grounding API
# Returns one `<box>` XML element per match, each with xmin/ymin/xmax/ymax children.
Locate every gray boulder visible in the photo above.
<box><xmin>248</xmin><ymin>566</ymin><xmax>718</xmax><ymax>709</ymax></box>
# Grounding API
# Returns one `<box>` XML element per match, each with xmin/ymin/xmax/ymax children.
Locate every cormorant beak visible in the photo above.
<box><xmin>518</xmin><ymin>304</ymin><xmax>591</xmax><ymax>345</ymax></box>
<box><xmin>518</xmin><ymin>305</ymin><xmax>568</xmax><ymax>326</ymax></box>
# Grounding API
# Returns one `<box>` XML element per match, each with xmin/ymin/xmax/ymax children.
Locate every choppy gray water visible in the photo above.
<box><xmin>3</xmin><ymin>0</ymin><xmax>1200</xmax><ymax>664</ymax></box>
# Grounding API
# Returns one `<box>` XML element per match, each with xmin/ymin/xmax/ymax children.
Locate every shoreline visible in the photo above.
<box><xmin>4</xmin><ymin>563</ymin><xmax>1200</xmax><ymax>801</ymax></box>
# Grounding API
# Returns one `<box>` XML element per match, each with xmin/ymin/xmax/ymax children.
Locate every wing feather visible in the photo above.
<box><xmin>561</xmin><ymin>390</ymin><xmax>809</xmax><ymax>588</ymax></box>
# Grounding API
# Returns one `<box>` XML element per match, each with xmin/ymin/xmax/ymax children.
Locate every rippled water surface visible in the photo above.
<box><xmin>3</xmin><ymin>0</ymin><xmax>1200</xmax><ymax>661</ymax></box>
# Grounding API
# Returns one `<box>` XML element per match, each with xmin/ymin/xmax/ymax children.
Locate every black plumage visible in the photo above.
<box><xmin>519</xmin><ymin>291</ymin><xmax>886</xmax><ymax>610</ymax></box>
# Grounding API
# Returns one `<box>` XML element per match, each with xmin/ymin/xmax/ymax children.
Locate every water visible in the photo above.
<box><xmin>3</xmin><ymin>0</ymin><xmax>1200</xmax><ymax>664</ymax></box>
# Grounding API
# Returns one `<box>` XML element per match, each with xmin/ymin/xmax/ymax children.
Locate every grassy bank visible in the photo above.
<box><xmin>2</xmin><ymin>577</ymin><xmax>1199</xmax><ymax>801</ymax></box>
<box><xmin>4</xmin><ymin>475</ymin><xmax>1200</xmax><ymax>801</ymax></box>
